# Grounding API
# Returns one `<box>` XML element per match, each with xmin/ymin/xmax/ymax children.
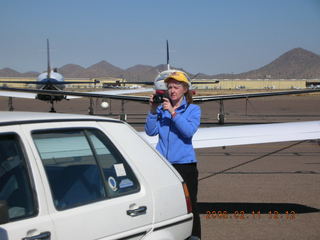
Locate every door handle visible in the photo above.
<box><xmin>22</xmin><ymin>231</ymin><xmax>51</xmax><ymax>240</ymax></box>
<box><xmin>127</xmin><ymin>206</ymin><xmax>147</xmax><ymax>217</ymax></box>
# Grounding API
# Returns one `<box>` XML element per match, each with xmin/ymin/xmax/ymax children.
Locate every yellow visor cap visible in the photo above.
<box><xmin>164</xmin><ymin>71</ymin><xmax>190</xmax><ymax>85</ymax></box>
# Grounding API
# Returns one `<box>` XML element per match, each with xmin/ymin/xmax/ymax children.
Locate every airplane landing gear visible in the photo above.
<box><xmin>217</xmin><ymin>113</ymin><xmax>225</xmax><ymax>125</ymax></box>
<box><xmin>49</xmin><ymin>101</ymin><xmax>56</xmax><ymax>113</ymax></box>
<box><xmin>8</xmin><ymin>97</ymin><xmax>14</xmax><ymax>111</ymax></box>
<box><xmin>218</xmin><ymin>100</ymin><xmax>225</xmax><ymax>124</ymax></box>
<box><xmin>88</xmin><ymin>98</ymin><xmax>94</xmax><ymax>115</ymax></box>
<box><xmin>120</xmin><ymin>100</ymin><xmax>127</xmax><ymax>122</ymax></box>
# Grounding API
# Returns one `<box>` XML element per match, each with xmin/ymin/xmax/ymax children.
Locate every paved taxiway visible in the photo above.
<box><xmin>1</xmin><ymin>93</ymin><xmax>319</xmax><ymax>239</ymax></box>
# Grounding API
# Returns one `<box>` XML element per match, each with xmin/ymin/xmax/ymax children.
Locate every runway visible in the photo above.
<box><xmin>1</xmin><ymin>93</ymin><xmax>319</xmax><ymax>239</ymax></box>
<box><xmin>197</xmin><ymin>140</ymin><xmax>319</xmax><ymax>240</ymax></box>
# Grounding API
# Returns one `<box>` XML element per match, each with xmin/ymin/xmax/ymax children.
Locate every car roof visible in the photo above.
<box><xmin>0</xmin><ymin>111</ymin><xmax>121</xmax><ymax>126</ymax></box>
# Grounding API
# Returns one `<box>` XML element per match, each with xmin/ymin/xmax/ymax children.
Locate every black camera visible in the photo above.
<box><xmin>153</xmin><ymin>91</ymin><xmax>169</xmax><ymax>104</ymax></box>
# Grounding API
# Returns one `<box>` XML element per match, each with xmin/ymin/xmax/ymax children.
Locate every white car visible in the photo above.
<box><xmin>0</xmin><ymin>111</ymin><xmax>193</xmax><ymax>240</ymax></box>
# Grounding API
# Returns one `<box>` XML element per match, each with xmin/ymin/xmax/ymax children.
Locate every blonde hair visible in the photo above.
<box><xmin>182</xmin><ymin>82</ymin><xmax>193</xmax><ymax>104</ymax></box>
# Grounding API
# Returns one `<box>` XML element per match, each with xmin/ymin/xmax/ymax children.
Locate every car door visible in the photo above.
<box><xmin>22</xmin><ymin>121</ymin><xmax>154</xmax><ymax>240</ymax></box>
<box><xmin>0</xmin><ymin>126</ymin><xmax>56</xmax><ymax>240</ymax></box>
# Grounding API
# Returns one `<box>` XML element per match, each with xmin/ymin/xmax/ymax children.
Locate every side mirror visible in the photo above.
<box><xmin>0</xmin><ymin>201</ymin><xmax>9</xmax><ymax>224</ymax></box>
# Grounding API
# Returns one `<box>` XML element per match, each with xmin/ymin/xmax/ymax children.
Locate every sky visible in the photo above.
<box><xmin>0</xmin><ymin>0</ymin><xmax>319</xmax><ymax>75</ymax></box>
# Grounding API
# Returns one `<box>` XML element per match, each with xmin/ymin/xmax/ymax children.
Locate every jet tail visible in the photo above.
<box><xmin>47</xmin><ymin>39</ymin><xmax>51</xmax><ymax>79</ymax></box>
<box><xmin>166</xmin><ymin>40</ymin><xmax>170</xmax><ymax>70</ymax></box>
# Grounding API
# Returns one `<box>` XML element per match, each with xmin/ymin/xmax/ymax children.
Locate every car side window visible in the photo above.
<box><xmin>0</xmin><ymin>134</ymin><xmax>37</xmax><ymax>222</ymax></box>
<box><xmin>32</xmin><ymin>128</ymin><xmax>140</xmax><ymax>210</ymax></box>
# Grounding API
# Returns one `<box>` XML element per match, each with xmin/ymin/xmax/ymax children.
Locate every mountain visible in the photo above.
<box><xmin>124</xmin><ymin>64</ymin><xmax>159</xmax><ymax>82</ymax></box>
<box><xmin>204</xmin><ymin>48</ymin><xmax>320</xmax><ymax>79</ymax></box>
<box><xmin>59</xmin><ymin>64</ymin><xmax>89</xmax><ymax>78</ymax></box>
<box><xmin>59</xmin><ymin>61</ymin><xmax>125</xmax><ymax>78</ymax></box>
<box><xmin>86</xmin><ymin>61</ymin><xmax>124</xmax><ymax>78</ymax></box>
<box><xmin>21</xmin><ymin>71</ymin><xmax>39</xmax><ymax>77</ymax></box>
<box><xmin>1</xmin><ymin>48</ymin><xmax>320</xmax><ymax>80</ymax></box>
<box><xmin>0</xmin><ymin>68</ymin><xmax>22</xmax><ymax>77</ymax></box>
<box><xmin>237</xmin><ymin>48</ymin><xmax>320</xmax><ymax>79</ymax></box>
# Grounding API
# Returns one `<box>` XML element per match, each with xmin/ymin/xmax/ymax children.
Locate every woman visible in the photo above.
<box><xmin>145</xmin><ymin>71</ymin><xmax>201</xmax><ymax>239</ymax></box>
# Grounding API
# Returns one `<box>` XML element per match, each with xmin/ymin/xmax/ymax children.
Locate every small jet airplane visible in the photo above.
<box><xmin>0</xmin><ymin>40</ymin><xmax>320</xmax><ymax>123</ymax></box>
<box><xmin>0</xmin><ymin>40</ymin><xmax>217</xmax><ymax>115</ymax></box>
<box><xmin>0</xmin><ymin>40</ymin><xmax>103</xmax><ymax>112</ymax></box>
<box><xmin>0</xmin><ymin>39</ymin><xmax>152</xmax><ymax>112</ymax></box>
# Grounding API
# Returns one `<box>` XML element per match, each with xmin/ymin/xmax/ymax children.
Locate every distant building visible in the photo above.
<box><xmin>193</xmin><ymin>79</ymin><xmax>314</xmax><ymax>90</ymax></box>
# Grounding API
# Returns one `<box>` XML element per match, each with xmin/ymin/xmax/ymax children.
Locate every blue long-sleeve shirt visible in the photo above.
<box><xmin>145</xmin><ymin>97</ymin><xmax>201</xmax><ymax>164</ymax></box>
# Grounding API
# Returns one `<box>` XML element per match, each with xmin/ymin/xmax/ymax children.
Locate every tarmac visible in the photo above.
<box><xmin>0</xmin><ymin>92</ymin><xmax>319</xmax><ymax>240</ymax></box>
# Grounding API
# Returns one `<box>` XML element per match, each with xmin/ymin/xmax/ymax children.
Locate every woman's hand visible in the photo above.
<box><xmin>162</xmin><ymin>98</ymin><xmax>175</xmax><ymax>115</ymax></box>
<box><xmin>149</xmin><ymin>94</ymin><xmax>159</xmax><ymax>114</ymax></box>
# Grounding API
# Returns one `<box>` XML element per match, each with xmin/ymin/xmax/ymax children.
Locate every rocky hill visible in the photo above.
<box><xmin>86</xmin><ymin>61</ymin><xmax>124</xmax><ymax>78</ymax></box>
<box><xmin>1</xmin><ymin>47</ymin><xmax>319</xmax><ymax>81</ymax></box>
<box><xmin>59</xmin><ymin>64</ymin><xmax>89</xmax><ymax>78</ymax></box>
<box><xmin>202</xmin><ymin>48</ymin><xmax>320</xmax><ymax>79</ymax></box>
<box><xmin>0</xmin><ymin>68</ymin><xmax>23</xmax><ymax>77</ymax></box>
